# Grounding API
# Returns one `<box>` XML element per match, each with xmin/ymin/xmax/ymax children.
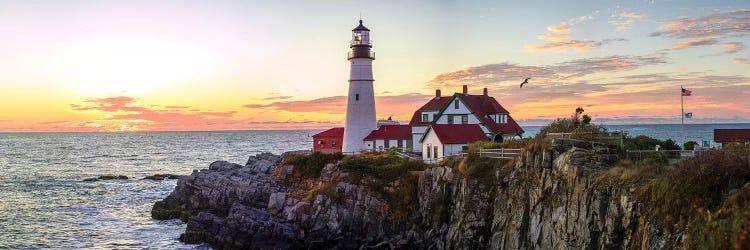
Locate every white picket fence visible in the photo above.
<box><xmin>420</xmin><ymin>148</ymin><xmax>521</xmax><ymax>163</ymax></box>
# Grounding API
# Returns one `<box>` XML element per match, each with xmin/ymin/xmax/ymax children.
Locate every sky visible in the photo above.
<box><xmin>1</xmin><ymin>0</ymin><xmax>749</xmax><ymax>132</ymax></box>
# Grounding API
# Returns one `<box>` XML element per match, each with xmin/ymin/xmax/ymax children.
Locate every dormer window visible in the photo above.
<box><xmin>422</xmin><ymin>113</ymin><xmax>429</xmax><ymax>122</ymax></box>
<box><xmin>499</xmin><ymin>114</ymin><xmax>508</xmax><ymax>123</ymax></box>
<box><xmin>454</xmin><ymin>100</ymin><xmax>459</xmax><ymax>109</ymax></box>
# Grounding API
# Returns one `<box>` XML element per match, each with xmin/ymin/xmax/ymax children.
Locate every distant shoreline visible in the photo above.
<box><xmin>0</xmin><ymin>122</ymin><xmax>749</xmax><ymax>134</ymax></box>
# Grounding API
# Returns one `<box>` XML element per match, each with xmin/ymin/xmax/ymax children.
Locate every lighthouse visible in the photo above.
<box><xmin>342</xmin><ymin>20</ymin><xmax>377</xmax><ymax>153</ymax></box>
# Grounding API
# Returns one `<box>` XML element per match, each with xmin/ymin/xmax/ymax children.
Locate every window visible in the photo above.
<box><xmin>318</xmin><ymin>140</ymin><xmax>325</xmax><ymax>148</ymax></box>
<box><xmin>426</xmin><ymin>145</ymin><xmax>431</xmax><ymax>158</ymax></box>
<box><xmin>355</xmin><ymin>94</ymin><xmax>359</xmax><ymax>101</ymax></box>
<box><xmin>447</xmin><ymin>115</ymin><xmax>454</xmax><ymax>124</ymax></box>
<box><xmin>422</xmin><ymin>113</ymin><xmax>429</xmax><ymax>122</ymax></box>
<box><xmin>454</xmin><ymin>100</ymin><xmax>459</xmax><ymax>109</ymax></box>
<box><xmin>433</xmin><ymin>146</ymin><xmax>439</xmax><ymax>159</ymax></box>
<box><xmin>397</xmin><ymin>140</ymin><xmax>403</xmax><ymax>148</ymax></box>
<box><xmin>332</xmin><ymin>140</ymin><xmax>337</xmax><ymax>148</ymax></box>
<box><xmin>384</xmin><ymin>140</ymin><xmax>390</xmax><ymax>148</ymax></box>
<box><xmin>499</xmin><ymin>114</ymin><xmax>508</xmax><ymax>124</ymax></box>
<box><xmin>461</xmin><ymin>115</ymin><xmax>468</xmax><ymax>124</ymax></box>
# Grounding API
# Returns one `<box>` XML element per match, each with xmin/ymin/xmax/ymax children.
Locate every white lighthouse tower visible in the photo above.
<box><xmin>342</xmin><ymin>20</ymin><xmax>377</xmax><ymax>153</ymax></box>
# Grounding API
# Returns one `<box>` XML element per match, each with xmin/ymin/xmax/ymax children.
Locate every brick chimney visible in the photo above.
<box><xmin>435</xmin><ymin>89</ymin><xmax>441</xmax><ymax>98</ymax></box>
<box><xmin>462</xmin><ymin>85</ymin><xmax>468</xmax><ymax>95</ymax></box>
<box><xmin>483</xmin><ymin>87</ymin><xmax>488</xmax><ymax>96</ymax></box>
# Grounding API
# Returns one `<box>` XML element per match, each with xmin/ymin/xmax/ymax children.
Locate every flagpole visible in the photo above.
<box><xmin>681</xmin><ymin>85</ymin><xmax>684</xmax><ymax>143</ymax></box>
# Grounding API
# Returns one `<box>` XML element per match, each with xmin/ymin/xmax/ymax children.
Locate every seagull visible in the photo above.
<box><xmin>520</xmin><ymin>78</ymin><xmax>530</xmax><ymax>88</ymax></box>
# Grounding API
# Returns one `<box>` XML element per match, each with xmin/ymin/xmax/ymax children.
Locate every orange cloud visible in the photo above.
<box><xmin>537</xmin><ymin>33</ymin><xmax>570</xmax><ymax>41</ymax></box>
<box><xmin>610</xmin><ymin>12</ymin><xmax>645</xmax><ymax>32</ymax></box>
<box><xmin>245</xmin><ymin>93</ymin><xmax>432</xmax><ymax>121</ymax></box>
<box><xmin>651</xmin><ymin>9</ymin><xmax>750</xmax><ymax>38</ymax></box>
<box><xmin>673</xmin><ymin>38</ymin><xmax>719</xmax><ymax>49</ymax></box>
<box><xmin>547</xmin><ymin>23</ymin><xmax>569</xmax><ymax>33</ymax></box>
<box><xmin>734</xmin><ymin>58</ymin><xmax>750</xmax><ymax>65</ymax></box>
<box><xmin>527</xmin><ymin>38</ymin><xmax>628</xmax><ymax>53</ymax></box>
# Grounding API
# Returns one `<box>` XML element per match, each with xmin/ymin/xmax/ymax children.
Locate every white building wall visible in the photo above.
<box><xmin>441</xmin><ymin>98</ymin><xmax>471</xmax><ymax>115</ymax></box>
<box><xmin>411</xmin><ymin>125</ymin><xmax>427</xmax><ymax>152</ymax></box>
<box><xmin>343</xmin><ymin>58</ymin><xmax>377</xmax><ymax>153</ymax></box>
<box><xmin>421</xmin><ymin>129</ymin><xmax>444</xmax><ymax>161</ymax></box>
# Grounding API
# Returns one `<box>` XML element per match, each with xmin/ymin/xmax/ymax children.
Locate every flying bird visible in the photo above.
<box><xmin>520</xmin><ymin>78</ymin><xmax>530</xmax><ymax>88</ymax></box>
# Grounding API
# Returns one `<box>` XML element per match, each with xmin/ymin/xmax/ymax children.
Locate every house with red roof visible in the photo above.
<box><xmin>409</xmin><ymin>85</ymin><xmax>524</xmax><ymax>154</ymax></box>
<box><xmin>420</xmin><ymin>124</ymin><xmax>489</xmax><ymax>161</ymax></box>
<box><xmin>364</xmin><ymin>124</ymin><xmax>412</xmax><ymax>151</ymax></box>
<box><xmin>714</xmin><ymin>129</ymin><xmax>750</xmax><ymax>147</ymax></box>
<box><xmin>312</xmin><ymin>127</ymin><xmax>344</xmax><ymax>154</ymax></box>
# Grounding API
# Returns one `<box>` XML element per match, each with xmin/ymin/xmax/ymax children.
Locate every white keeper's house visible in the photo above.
<box><xmin>312</xmin><ymin>19</ymin><xmax>524</xmax><ymax>161</ymax></box>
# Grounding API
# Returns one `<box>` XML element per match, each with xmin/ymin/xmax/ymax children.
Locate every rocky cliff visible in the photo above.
<box><xmin>152</xmin><ymin>141</ymin><xmax>673</xmax><ymax>249</ymax></box>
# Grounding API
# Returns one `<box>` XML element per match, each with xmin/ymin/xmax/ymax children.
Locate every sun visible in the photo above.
<box><xmin>59</xmin><ymin>35</ymin><xmax>214</xmax><ymax>95</ymax></box>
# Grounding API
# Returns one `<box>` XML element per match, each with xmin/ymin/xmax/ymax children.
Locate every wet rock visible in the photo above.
<box><xmin>143</xmin><ymin>174</ymin><xmax>183</xmax><ymax>181</ymax></box>
<box><xmin>83</xmin><ymin>175</ymin><xmax>129</xmax><ymax>181</ymax></box>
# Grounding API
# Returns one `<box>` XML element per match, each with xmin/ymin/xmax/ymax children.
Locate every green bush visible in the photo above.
<box><xmin>623</xmin><ymin>135</ymin><xmax>681</xmax><ymax>151</ymax></box>
<box><xmin>280</xmin><ymin>152</ymin><xmax>343</xmax><ymax>180</ymax></box>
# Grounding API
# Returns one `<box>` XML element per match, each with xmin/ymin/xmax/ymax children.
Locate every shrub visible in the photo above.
<box><xmin>279</xmin><ymin>152</ymin><xmax>343</xmax><ymax>180</ymax></box>
<box><xmin>623</xmin><ymin>135</ymin><xmax>681</xmax><ymax>151</ymax></box>
<box><xmin>684</xmin><ymin>141</ymin><xmax>698</xmax><ymax>150</ymax></box>
<box><xmin>640</xmin><ymin>148</ymin><xmax>750</xmax><ymax>234</ymax></box>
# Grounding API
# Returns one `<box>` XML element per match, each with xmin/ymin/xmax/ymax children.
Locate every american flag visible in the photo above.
<box><xmin>682</xmin><ymin>87</ymin><xmax>692</xmax><ymax>96</ymax></box>
<box><xmin>684</xmin><ymin>112</ymin><xmax>692</xmax><ymax>118</ymax></box>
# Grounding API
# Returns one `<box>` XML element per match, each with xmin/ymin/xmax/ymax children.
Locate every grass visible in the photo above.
<box><xmin>595</xmin><ymin>146</ymin><xmax>750</xmax><ymax>248</ymax></box>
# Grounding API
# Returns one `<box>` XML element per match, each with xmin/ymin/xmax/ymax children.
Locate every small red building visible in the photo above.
<box><xmin>714</xmin><ymin>129</ymin><xmax>750</xmax><ymax>147</ymax></box>
<box><xmin>312</xmin><ymin>127</ymin><xmax>344</xmax><ymax>154</ymax></box>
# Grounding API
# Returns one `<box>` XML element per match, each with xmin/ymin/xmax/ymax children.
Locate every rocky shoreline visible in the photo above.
<box><xmin>150</xmin><ymin>140</ymin><xmax>686</xmax><ymax>249</ymax></box>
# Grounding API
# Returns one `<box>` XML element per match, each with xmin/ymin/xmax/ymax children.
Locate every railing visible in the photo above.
<box><xmin>347</xmin><ymin>51</ymin><xmax>375</xmax><ymax>60</ymax></box>
<box><xmin>421</xmin><ymin>148</ymin><xmax>522</xmax><ymax>163</ymax></box>
<box><xmin>350</xmin><ymin>40</ymin><xmax>373</xmax><ymax>47</ymax></box>
<box><xmin>625</xmin><ymin>149</ymin><xmax>701</xmax><ymax>161</ymax></box>
<box><xmin>478</xmin><ymin>148</ymin><xmax>522</xmax><ymax>159</ymax></box>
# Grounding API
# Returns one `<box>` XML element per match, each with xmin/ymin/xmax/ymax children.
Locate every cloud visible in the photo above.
<box><xmin>537</xmin><ymin>33</ymin><xmax>570</xmax><ymax>42</ymax></box>
<box><xmin>610</xmin><ymin>12</ymin><xmax>646</xmax><ymax>32</ymax></box>
<box><xmin>553</xmin><ymin>53</ymin><xmax>666</xmax><ymax>77</ymax></box>
<box><xmin>244</xmin><ymin>93</ymin><xmax>432</xmax><ymax>120</ymax></box>
<box><xmin>262</xmin><ymin>95</ymin><xmax>293</xmax><ymax>101</ymax></box>
<box><xmin>164</xmin><ymin>105</ymin><xmax>190</xmax><ymax>109</ymax></box>
<box><xmin>673</xmin><ymin>38</ymin><xmax>719</xmax><ymax>49</ymax></box>
<box><xmin>734</xmin><ymin>58</ymin><xmax>750</xmax><ymax>65</ymax></box>
<box><xmin>527</xmin><ymin>38</ymin><xmax>627</xmax><ymax>52</ymax></box>
<box><xmin>721</xmin><ymin>42</ymin><xmax>744</xmax><ymax>53</ymax></box>
<box><xmin>650</xmin><ymin>9</ymin><xmax>750</xmax><ymax>39</ymax></box>
<box><xmin>547</xmin><ymin>23</ymin><xmax>569</xmax><ymax>33</ymax></box>
<box><xmin>70</xmin><ymin>96</ymin><xmax>241</xmax><ymax>131</ymax></box>
<box><xmin>568</xmin><ymin>15</ymin><xmax>593</xmax><ymax>24</ymax></box>
<box><xmin>427</xmin><ymin>53</ymin><xmax>667</xmax><ymax>89</ymax></box>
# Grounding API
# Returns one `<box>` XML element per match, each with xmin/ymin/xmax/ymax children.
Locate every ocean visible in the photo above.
<box><xmin>0</xmin><ymin>123</ymin><xmax>748</xmax><ymax>248</ymax></box>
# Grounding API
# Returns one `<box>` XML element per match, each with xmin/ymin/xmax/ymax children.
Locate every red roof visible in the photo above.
<box><xmin>408</xmin><ymin>96</ymin><xmax>452</xmax><ymax>125</ymax></box>
<box><xmin>312</xmin><ymin>127</ymin><xmax>344</xmax><ymax>137</ymax></box>
<box><xmin>714</xmin><ymin>129</ymin><xmax>750</xmax><ymax>143</ymax></box>
<box><xmin>408</xmin><ymin>93</ymin><xmax>524</xmax><ymax>135</ymax></box>
<box><xmin>364</xmin><ymin>125</ymin><xmax>412</xmax><ymax>140</ymax></box>
<box><xmin>423</xmin><ymin>124</ymin><xmax>489</xmax><ymax>144</ymax></box>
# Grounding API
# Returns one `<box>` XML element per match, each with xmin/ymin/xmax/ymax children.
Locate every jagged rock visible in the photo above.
<box><xmin>246</xmin><ymin>152</ymin><xmax>283</xmax><ymax>174</ymax></box>
<box><xmin>153</xmin><ymin>150</ymin><xmax>664</xmax><ymax>249</ymax></box>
